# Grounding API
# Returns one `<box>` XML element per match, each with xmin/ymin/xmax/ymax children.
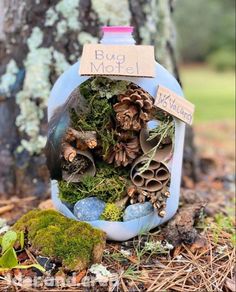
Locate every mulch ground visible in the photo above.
<box><xmin>0</xmin><ymin>121</ymin><xmax>235</xmax><ymax>292</ymax></box>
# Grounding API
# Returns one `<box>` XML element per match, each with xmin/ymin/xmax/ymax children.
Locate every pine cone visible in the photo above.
<box><xmin>105</xmin><ymin>136</ymin><xmax>140</xmax><ymax>167</ymax></box>
<box><xmin>113</xmin><ymin>84</ymin><xmax>154</xmax><ymax>131</ymax></box>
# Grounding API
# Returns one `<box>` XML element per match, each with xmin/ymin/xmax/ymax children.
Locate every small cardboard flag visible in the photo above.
<box><xmin>155</xmin><ymin>85</ymin><xmax>195</xmax><ymax>125</ymax></box>
<box><xmin>79</xmin><ymin>44</ymin><xmax>155</xmax><ymax>78</ymax></box>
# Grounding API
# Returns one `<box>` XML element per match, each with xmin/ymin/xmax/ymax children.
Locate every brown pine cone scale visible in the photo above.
<box><xmin>105</xmin><ymin>136</ymin><xmax>140</xmax><ymax>167</ymax></box>
<box><xmin>113</xmin><ymin>85</ymin><xmax>154</xmax><ymax>131</ymax></box>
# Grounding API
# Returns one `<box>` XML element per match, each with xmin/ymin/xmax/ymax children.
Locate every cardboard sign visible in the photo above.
<box><xmin>155</xmin><ymin>85</ymin><xmax>195</xmax><ymax>125</ymax></box>
<box><xmin>79</xmin><ymin>44</ymin><xmax>155</xmax><ymax>77</ymax></box>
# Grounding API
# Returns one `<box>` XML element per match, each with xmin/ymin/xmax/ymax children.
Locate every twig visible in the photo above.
<box><xmin>0</xmin><ymin>204</ymin><xmax>14</xmax><ymax>215</ymax></box>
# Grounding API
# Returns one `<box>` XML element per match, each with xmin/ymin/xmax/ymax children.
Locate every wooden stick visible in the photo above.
<box><xmin>0</xmin><ymin>204</ymin><xmax>14</xmax><ymax>215</ymax></box>
<box><xmin>65</xmin><ymin>128</ymin><xmax>97</xmax><ymax>150</ymax></box>
<box><xmin>61</xmin><ymin>141</ymin><xmax>77</xmax><ymax>162</ymax></box>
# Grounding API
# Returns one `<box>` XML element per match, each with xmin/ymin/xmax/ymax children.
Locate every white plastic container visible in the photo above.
<box><xmin>49</xmin><ymin>26</ymin><xmax>185</xmax><ymax>241</ymax></box>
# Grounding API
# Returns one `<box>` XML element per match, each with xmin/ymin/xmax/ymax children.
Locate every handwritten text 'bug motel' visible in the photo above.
<box><xmin>79</xmin><ymin>44</ymin><xmax>154</xmax><ymax>77</ymax></box>
<box><xmin>90</xmin><ymin>50</ymin><xmax>140</xmax><ymax>75</ymax></box>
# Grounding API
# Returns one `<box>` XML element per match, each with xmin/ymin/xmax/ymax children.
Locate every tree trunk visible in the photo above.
<box><xmin>0</xmin><ymin>0</ymin><xmax>197</xmax><ymax>198</ymax></box>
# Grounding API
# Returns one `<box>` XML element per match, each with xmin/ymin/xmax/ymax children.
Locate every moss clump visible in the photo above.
<box><xmin>84</xmin><ymin>77</ymin><xmax>129</xmax><ymax>100</ymax></box>
<box><xmin>70</xmin><ymin>77</ymin><xmax>129</xmax><ymax>157</ymax></box>
<box><xmin>59</xmin><ymin>162</ymin><xmax>129</xmax><ymax>205</ymax></box>
<box><xmin>100</xmin><ymin>203</ymin><xmax>123</xmax><ymax>221</ymax></box>
<box><xmin>100</xmin><ymin>128</ymin><xmax>116</xmax><ymax>158</ymax></box>
<box><xmin>58</xmin><ymin>180</ymin><xmax>87</xmax><ymax>204</ymax></box>
<box><xmin>13</xmin><ymin>209</ymin><xmax>106</xmax><ymax>271</ymax></box>
<box><xmin>70</xmin><ymin>77</ymin><xmax>119</xmax><ymax>132</ymax></box>
<box><xmin>70</xmin><ymin>98</ymin><xmax>113</xmax><ymax>132</ymax></box>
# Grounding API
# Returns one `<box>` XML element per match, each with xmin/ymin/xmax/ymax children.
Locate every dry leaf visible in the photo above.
<box><xmin>76</xmin><ymin>270</ymin><xmax>87</xmax><ymax>283</ymax></box>
<box><xmin>182</xmin><ymin>175</ymin><xmax>195</xmax><ymax>189</ymax></box>
<box><xmin>189</xmin><ymin>235</ymin><xmax>208</xmax><ymax>253</ymax></box>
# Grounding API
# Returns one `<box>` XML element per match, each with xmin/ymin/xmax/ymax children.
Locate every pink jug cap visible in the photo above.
<box><xmin>102</xmin><ymin>26</ymin><xmax>134</xmax><ymax>33</ymax></box>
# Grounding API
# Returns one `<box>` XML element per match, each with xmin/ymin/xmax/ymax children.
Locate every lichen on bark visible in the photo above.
<box><xmin>16</xmin><ymin>27</ymin><xmax>52</xmax><ymax>154</ymax></box>
<box><xmin>92</xmin><ymin>0</ymin><xmax>131</xmax><ymax>25</ymax></box>
<box><xmin>0</xmin><ymin>60</ymin><xmax>19</xmax><ymax>96</ymax></box>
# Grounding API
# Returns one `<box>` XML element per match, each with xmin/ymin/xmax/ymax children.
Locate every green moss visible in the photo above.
<box><xmin>100</xmin><ymin>203</ymin><xmax>123</xmax><ymax>221</ymax></box>
<box><xmin>71</xmin><ymin>98</ymin><xmax>113</xmax><ymax>132</ymax></box>
<box><xmin>59</xmin><ymin>162</ymin><xmax>129</xmax><ymax>204</ymax></box>
<box><xmin>70</xmin><ymin>77</ymin><xmax>123</xmax><ymax>132</ymax></box>
<box><xmin>59</xmin><ymin>77</ymin><xmax>135</xmax><ymax>205</ymax></box>
<box><xmin>70</xmin><ymin>90</ymin><xmax>115</xmax><ymax>158</ymax></box>
<box><xmin>13</xmin><ymin>210</ymin><xmax>105</xmax><ymax>271</ymax></box>
<box><xmin>100</xmin><ymin>129</ymin><xmax>117</xmax><ymax>157</ymax></box>
<box><xmin>90</xmin><ymin>77</ymin><xmax>129</xmax><ymax>99</ymax></box>
<box><xmin>58</xmin><ymin>180</ymin><xmax>87</xmax><ymax>204</ymax></box>
<box><xmin>70</xmin><ymin>77</ymin><xmax>129</xmax><ymax>156</ymax></box>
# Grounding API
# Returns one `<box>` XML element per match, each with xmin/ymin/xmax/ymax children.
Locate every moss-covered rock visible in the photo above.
<box><xmin>13</xmin><ymin>209</ymin><xmax>106</xmax><ymax>271</ymax></box>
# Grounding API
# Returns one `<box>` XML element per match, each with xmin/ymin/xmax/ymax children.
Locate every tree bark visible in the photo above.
<box><xmin>0</xmin><ymin>0</ymin><xmax>197</xmax><ymax>198</ymax></box>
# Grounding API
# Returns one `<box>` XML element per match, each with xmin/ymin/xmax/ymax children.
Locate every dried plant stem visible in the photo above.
<box><xmin>139</xmin><ymin>121</ymin><xmax>174</xmax><ymax>173</ymax></box>
<box><xmin>65</xmin><ymin>127</ymin><xmax>97</xmax><ymax>150</ymax></box>
<box><xmin>61</xmin><ymin>141</ymin><xmax>77</xmax><ymax>162</ymax></box>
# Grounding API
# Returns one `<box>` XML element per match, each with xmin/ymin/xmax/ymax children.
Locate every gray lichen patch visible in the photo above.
<box><xmin>45</xmin><ymin>7</ymin><xmax>59</xmax><ymax>27</ymax></box>
<box><xmin>55</xmin><ymin>0</ymin><xmax>81</xmax><ymax>37</ymax></box>
<box><xmin>0</xmin><ymin>60</ymin><xmax>19</xmax><ymax>96</ymax></box>
<box><xmin>139</xmin><ymin>1</ymin><xmax>157</xmax><ymax>45</ymax></box>
<box><xmin>91</xmin><ymin>0</ymin><xmax>131</xmax><ymax>25</ymax></box>
<box><xmin>53</xmin><ymin>51</ymin><xmax>70</xmax><ymax>75</ymax></box>
<box><xmin>15</xmin><ymin>25</ymin><xmax>72</xmax><ymax>154</ymax></box>
<box><xmin>16</xmin><ymin>27</ymin><xmax>52</xmax><ymax>154</ymax></box>
<box><xmin>78</xmin><ymin>32</ymin><xmax>98</xmax><ymax>45</ymax></box>
<box><xmin>156</xmin><ymin>0</ymin><xmax>174</xmax><ymax>72</ymax></box>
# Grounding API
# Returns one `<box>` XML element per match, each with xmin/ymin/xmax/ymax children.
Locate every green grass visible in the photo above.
<box><xmin>180</xmin><ymin>65</ymin><xmax>235</xmax><ymax>122</ymax></box>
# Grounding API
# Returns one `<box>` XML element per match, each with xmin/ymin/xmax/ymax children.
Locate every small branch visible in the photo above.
<box><xmin>61</xmin><ymin>141</ymin><xmax>77</xmax><ymax>162</ymax></box>
<box><xmin>0</xmin><ymin>204</ymin><xmax>14</xmax><ymax>215</ymax></box>
<box><xmin>65</xmin><ymin>128</ymin><xmax>97</xmax><ymax>150</ymax></box>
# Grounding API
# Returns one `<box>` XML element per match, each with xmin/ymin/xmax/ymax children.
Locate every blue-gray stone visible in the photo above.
<box><xmin>123</xmin><ymin>202</ymin><xmax>154</xmax><ymax>221</ymax></box>
<box><xmin>74</xmin><ymin>197</ymin><xmax>105</xmax><ymax>221</ymax></box>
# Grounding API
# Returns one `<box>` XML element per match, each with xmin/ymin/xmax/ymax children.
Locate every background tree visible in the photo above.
<box><xmin>0</xmin><ymin>0</ymin><xmax>197</xmax><ymax>198</ymax></box>
<box><xmin>174</xmin><ymin>0</ymin><xmax>235</xmax><ymax>70</ymax></box>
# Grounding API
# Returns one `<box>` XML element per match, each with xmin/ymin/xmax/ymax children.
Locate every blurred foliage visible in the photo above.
<box><xmin>174</xmin><ymin>0</ymin><xmax>235</xmax><ymax>66</ymax></box>
<box><xmin>181</xmin><ymin>65</ymin><xmax>235</xmax><ymax>121</ymax></box>
<box><xmin>207</xmin><ymin>49</ymin><xmax>235</xmax><ymax>71</ymax></box>
<box><xmin>213</xmin><ymin>212</ymin><xmax>236</xmax><ymax>246</ymax></box>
